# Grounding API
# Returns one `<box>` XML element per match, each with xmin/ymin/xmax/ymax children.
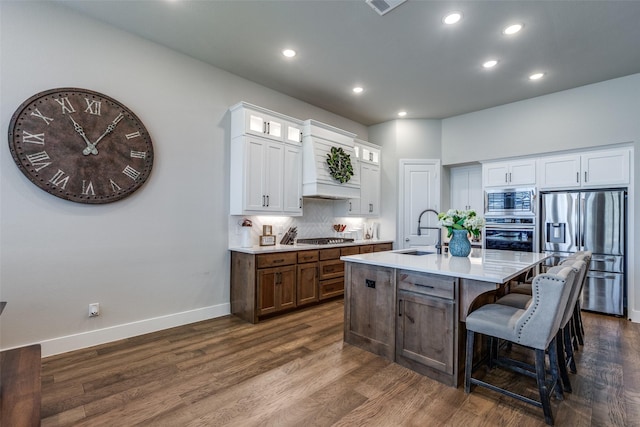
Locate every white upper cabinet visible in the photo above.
<box><xmin>229</xmin><ymin>102</ymin><xmax>303</xmax><ymax>216</ymax></box>
<box><xmin>282</xmin><ymin>144</ymin><xmax>303</xmax><ymax>215</ymax></box>
<box><xmin>334</xmin><ymin>139</ymin><xmax>381</xmax><ymax>217</ymax></box>
<box><xmin>483</xmin><ymin>159</ymin><xmax>536</xmax><ymax>187</ymax></box>
<box><xmin>538</xmin><ymin>148</ymin><xmax>630</xmax><ymax>189</ymax></box>
<box><xmin>450</xmin><ymin>165</ymin><xmax>483</xmax><ymax>213</ymax></box>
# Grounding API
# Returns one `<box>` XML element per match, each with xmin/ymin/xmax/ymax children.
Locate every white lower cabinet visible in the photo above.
<box><xmin>537</xmin><ymin>148</ymin><xmax>630</xmax><ymax>189</ymax></box>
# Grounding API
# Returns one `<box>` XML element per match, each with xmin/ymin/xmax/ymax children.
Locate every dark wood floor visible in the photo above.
<box><xmin>40</xmin><ymin>300</ymin><xmax>640</xmax><ymax>426</ymax></box>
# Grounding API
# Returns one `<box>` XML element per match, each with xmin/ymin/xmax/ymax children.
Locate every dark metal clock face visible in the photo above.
<box><xmin>8</xmin><ymin>88</ymin><xmax>154</xmax><ymax>204</ymax></box>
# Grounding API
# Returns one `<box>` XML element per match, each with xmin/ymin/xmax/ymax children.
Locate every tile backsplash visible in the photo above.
<box><xmin>228</xmin><ymin>198</ymin><xmax>377</xmax><ymax>247</ymax></box>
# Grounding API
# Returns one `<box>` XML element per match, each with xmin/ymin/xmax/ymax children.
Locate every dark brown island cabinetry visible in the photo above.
<box><xmin>396</xmin><ymin>271</ymin><xmax>458</xmax><ymax>386</ymax></box>
<box><xmin>231</xmin><ymin>242</ymin><xmax>392</xmax><ymax>323</ymax></box>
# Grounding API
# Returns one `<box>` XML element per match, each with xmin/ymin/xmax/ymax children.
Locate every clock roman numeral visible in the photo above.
<box><xmin>26</xmin><ymin>151</ymin><xmax>52</xmax><ymax>171</ymax></box>
<box><xmin>110</xmin><ymin>179</ymin><xmax>122</xmax><ymax>192</ymax></box>
<box><xmin>49</xmin><ymin>169</ymin><xmax>70</xmax><ymax>189</ymax></box>
<box><xmin>22</xmin><ymin>131</ymin><xmax>45</xmax><ymax>145</ymax></box>
<box><xmin>126</xmin><ymin>131</ymin><xmax>141</xmax><ymax>139</ymax></box>
<box><xmin>122</xmin><ymin>165</ymin><xmax>141</xmax><ymax>181</ymax></box>
<box><xmin>54</xmin><ymin>97</ymin><xmax>76</xmax><ymax>114</ymax></box>
<box><xmin>30</xmin><ymin>108</ymin><xmax>54</xmax><ymax>125</ymax></box>
<box><xmin>81</xmin><ymin>180</ymin><xmax>95</xmax><ymax>196</ymax></box>
<box><xmin>130</xmin><ymin>150</ymin><xmax>146</xmax><ymax>159</ymax></box>
<box><xmin>84</xmin><ymin>98</ymin><xmax>101</xmax><ymax>115</ymax></box>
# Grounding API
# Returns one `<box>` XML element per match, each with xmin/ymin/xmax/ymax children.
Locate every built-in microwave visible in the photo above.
<box><xmin>484</xmin><ymin>188</ymin><xmax>536</xmax><ymax>216</ymax></box>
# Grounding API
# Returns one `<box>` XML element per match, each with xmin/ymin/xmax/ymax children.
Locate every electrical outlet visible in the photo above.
<box><xmin>89</xmin><ymin>303</ymin><xmax>100</xmax><ymax>317</ymax></box>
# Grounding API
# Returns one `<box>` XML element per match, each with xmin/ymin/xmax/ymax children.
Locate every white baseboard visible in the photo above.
<box><xmin>37</xmin><ymin>303</ymin><xmax>230</xmax><ymax>357</ymax></box>
<box><xmin>627</xmin><ymin>307</ymin><xmax>640</xmax><ymax>323</ymax></box>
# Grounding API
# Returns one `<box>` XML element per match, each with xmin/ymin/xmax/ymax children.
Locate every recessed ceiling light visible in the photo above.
<box><xmin>443</xmin><ymin>12</ymin><xmax>462</xmax><ymax>25</ymax></box>
<box><xmin>503</xmin><ymin>23</ymin><xmax>523</xmax><ymax>35</ymax></box>
<box><xmin>282</xmin><ymin>49</ymin><xmax>296</xmax><ymax>58</ymax></box>
<box><xmin>529</xmin><ymin>72</ymin><xmax>545</xmax><ymax>80</ymax></box>
<box><xmin>353</xmin><ymin>86</ymin><xmax>364</xmax><ymax>94</ymax></box>
<box><xmin>398</xmin><ymin>111</ymin><xmax>407</xmax><ymax>117</ymax></box>
<box><xmin>483</xmin><ymin>60</ymin><xmax>499</xmax><ymax>69</ymax></box>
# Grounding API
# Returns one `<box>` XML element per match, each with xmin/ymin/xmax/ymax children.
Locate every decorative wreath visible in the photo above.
<box><xmin>326</xmin><ymin>146</ymin><xmax>353</xmax><ymax>183</ymax></box>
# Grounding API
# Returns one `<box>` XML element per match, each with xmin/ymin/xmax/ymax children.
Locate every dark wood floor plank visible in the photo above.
<box><xmin>39</xmin><ymin>301</ymin><xmax>640</xmax><ymax>426</ymax></box>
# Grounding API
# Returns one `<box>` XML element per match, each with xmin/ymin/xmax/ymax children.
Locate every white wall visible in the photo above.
<box><xmin>0</xmin><ymin>2</ymin><xmax>367</xmax><ymax>356</ymax></box>
<box><xmin>368</xmin><ymin>119</ymin><xmax>442</xmax><ymax>245</ymax></box>
<box><xmin>442</xmin><ymin>74</ymin><xmax>640</xmax><ymax>321</ymax></box>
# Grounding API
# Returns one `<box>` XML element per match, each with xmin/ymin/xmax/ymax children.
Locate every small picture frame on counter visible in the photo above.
<box><xmin>259</xmin><ymin>235</ymin><xmax>276</xmax><ymax>246</ymax></box>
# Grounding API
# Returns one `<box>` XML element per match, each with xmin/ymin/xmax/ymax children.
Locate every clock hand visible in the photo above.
<box><xmin>69</xmin><ymin>116</ymin><xmax>98</xmax><ymax>155</ymax></box>
<box><xmin>85</xmin><ymin>112</ymin><xmax>125</xmax><ymax>155</ymax></box>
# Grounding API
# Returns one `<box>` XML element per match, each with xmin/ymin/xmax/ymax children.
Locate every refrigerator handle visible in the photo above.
<box><xmin>580</xmin><ymin>196</ymin><xmax>585</xmax><ymax>248</ymax></box>
<box><xmin>574</xmin><ymin>196</ymin><xmax>580</xmax><ymax>247</ymax></box>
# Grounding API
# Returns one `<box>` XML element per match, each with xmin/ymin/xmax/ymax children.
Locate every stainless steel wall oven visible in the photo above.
<box><xmin>484</xmin><ymin>217</ymin><xmax>537</xmax><ymax>252</ymax></box>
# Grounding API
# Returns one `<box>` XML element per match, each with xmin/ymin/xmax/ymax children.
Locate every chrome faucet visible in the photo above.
<box><xmin>417</xmin><ymin>208</ymin><xmax>442</xmax><ymax>254</ymax></box>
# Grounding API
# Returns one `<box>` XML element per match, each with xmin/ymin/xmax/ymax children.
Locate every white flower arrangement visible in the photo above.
<box><xmin>437</xmin><ymin>209</ymin><xmax>485</xmax><ymax>239</ymax></box>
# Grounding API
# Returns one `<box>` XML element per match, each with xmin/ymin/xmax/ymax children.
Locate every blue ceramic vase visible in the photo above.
<box><xmin>449</xmin><ymin>229</ymin><xmax>471</xmax><ymax>257</ymax></box>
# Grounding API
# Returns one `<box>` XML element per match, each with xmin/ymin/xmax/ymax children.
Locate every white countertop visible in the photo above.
<box><xmin>229</xmin><ymin>239</ymin><xmax>394</xmax><ymax>254</ymax></box>
<box><xmin>341</xmin><ymin>248</ymin><xmax>549</xmax><ymax>284</ymax></box>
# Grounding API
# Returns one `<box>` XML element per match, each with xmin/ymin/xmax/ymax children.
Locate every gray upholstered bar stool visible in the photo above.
<box><xmin>495</xmin><ymin>259</ymin><xmax>588</xmax><ymax>393</ymax></box>
<box><xmin>464</xmin><ymin>266</ymin><xmax>577</xmax><ymax>426</ymax></box>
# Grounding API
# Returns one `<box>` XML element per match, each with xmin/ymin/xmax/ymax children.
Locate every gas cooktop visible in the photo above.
<box><xmin>296</xmin><ymin>237</ymin><xmax>355</xmax><ymax>245</ymax></box>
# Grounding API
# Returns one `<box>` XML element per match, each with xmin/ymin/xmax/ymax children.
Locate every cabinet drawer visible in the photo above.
<box><xmin>319</xmin><ymin>277</ymin><xmax>344</xmax><ymax>300</ymax></box>
<box><xmin>359</xmin><ymin>245</ymin><xmax>374</xmax><ymax>254</ymax></box>
<box><xmin>319</xmin><ymin>248</ymin><xmax>341</xmax><ymax>260</ymax></box>
<box><xmin>341</xmin><ymin>246</ymin><xmax>360</xmax><ymax>256</ymax></box>
<box><xmin>256</xmin><ymin>252</ymin><xmax>297</xmax><ymax>269</ymax></box>
<box><xmin>297</xmin><ymin>250</ymin><xmax>319</xmax><ymax>263</ymax></box>
<box><xmin>397</xmin><ymin>270</ymin><xmax>456</xmax><ymax>300</ymax></box>
<box><xmin>373</xmin><ymin>243</ymin><xmax>393</xmax><ymax>252</ymax></box>
<box><xmin>318</xmin><ymin>259</ymin><xmax>344</xmax><ymax>280</ymax></box>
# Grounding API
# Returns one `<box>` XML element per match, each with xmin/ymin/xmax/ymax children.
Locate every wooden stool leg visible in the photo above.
<box><xmin>535</xmin><ymin>348</ymin><xmax>554</xmax><ymax>426</ymax></box>
<box><xmin>465</xmin><ymin>331</ymin><xmax>475</xmax><ymax>393</ymax></box>
<box><xmin>548</xmin><ymin>338</ymin><xmax>564</xmax><ymax>401</ymax></box>
<box><xmin>564</xmin><ymin>323</ymin><xmax>577</xmax><ymax>374</ymax></box>
<box><xmin>555</xmin><ymin>332</ymin><xmax>572</xmax><ymax>393</ymax></box>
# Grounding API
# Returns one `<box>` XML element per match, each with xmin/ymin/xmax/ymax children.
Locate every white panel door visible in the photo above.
<box><xmin>400</xmin><ymin>160</ymin><xmax>441</xmax><ymax>249</ymax></box>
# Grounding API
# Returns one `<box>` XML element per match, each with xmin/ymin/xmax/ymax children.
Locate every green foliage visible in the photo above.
<box><xmin>326</xmin><ymin>146</ymin><xmax>353</xmax><ymax>183</ymax></box>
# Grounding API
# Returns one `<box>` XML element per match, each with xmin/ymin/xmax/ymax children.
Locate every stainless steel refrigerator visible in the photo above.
<box><xmin>541</xmin><ymin>189</ymin><xmax>626</xmax><ymax>316</ymax></box>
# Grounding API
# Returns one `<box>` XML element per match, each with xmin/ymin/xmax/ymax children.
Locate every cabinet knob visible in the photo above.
<box><xmin>405</xmin><ymin>238</ymin><xmax>410</xmax><ymax>242</ymax></box>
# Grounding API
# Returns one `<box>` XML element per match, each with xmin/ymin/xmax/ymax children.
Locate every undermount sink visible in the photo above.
<box><xmin>399</xmin><ymin>250</ymin><xmax>434</xmax><ymax>256</ymax></box>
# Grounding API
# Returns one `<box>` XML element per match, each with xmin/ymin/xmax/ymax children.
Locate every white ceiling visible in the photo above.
<box><xmin>57</xmin><ymin>0</ymin><xmax>640</xmax><ymax>126</ymax></box>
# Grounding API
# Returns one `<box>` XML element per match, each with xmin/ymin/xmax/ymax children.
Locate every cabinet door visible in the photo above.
<box><xmin>344</xmin><ymin>264</ymin><xmax>395</xmax><ymax>359</ymax></box>
<box><xmin>537</xmin><ymin>155</ymin><xmax>581</xmax><ymax>189</ymax></box>
<box><xmin>508</xmin><ymin>160</ymin><xmax>536</xmax><ymax>186</ymax></box>
<box><xmin>483</xmin><ymin>162</ymin><xmax>510</xmax><ymax>187</ymax></box>
<box><xmin>467</xmin><ymin>166</ymin><xmax>483</xmax><ymax>213</ymax></box>
<box><xmin>257</xmin><ymin>268</ymin><xmax>278</xmax><ymax>316</ymax></box>
<box><xmin>246</xmin><ymin>111</ymin><xmax>283</xmax><ymax>141</ymax></box>
<box><xmin>450</xmin><ymin>167</ymin><xmax>471</xmax><ymax>210</ymax></box>
<box><xmin>285</xmin><ymin>122</ymin><xmax>303</xmax><ymax>144</ymax></box>
<box><xmin>244</xmin><ymin>139</ymin><xmax>269</xmax><ymax>211</ymax></box>
<box><xmin>257</xmin><ymin>266</ymin><xmax>296</xmax><ymax>315</ymax></box>
<box><xmin>582</xmin><ymin>149</ymin><xmax>630</xmax><ymax>187</ymax></box>
<box><xmin>361</xmin><ymin>163</ymin><xmax>380</xmax><ymax>216</ymax></box>
<box><xmin>396</xmin><ymin>290</ymin><xmax>455</xmax><ymax>374</ymax></box>
<box><xmin>283</xmin><ymin>144</ymin><xmax>303</xmax><ymax>215</ymax></box>
<box><xmin>279</xmin><ymin>267</ymin><xmax>296</xmax><ymax>311</ymax></box>
<box><xmin>263</xmin><ymin>141</ymin><xmax>284</xmax><ymax>212</ymax></box>
<box><xmin>297</xmin><ymin>263</ymin><xmax>318</xmax><ymax>306</ymax></box>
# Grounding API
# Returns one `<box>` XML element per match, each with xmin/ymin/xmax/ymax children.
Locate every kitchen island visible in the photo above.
<box><xmin>341</xmin><ymin>248</ymin><xmax>549</xmax><ymax>387</ymax></box>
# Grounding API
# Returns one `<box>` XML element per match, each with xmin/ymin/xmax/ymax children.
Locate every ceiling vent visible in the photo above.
<box><xmin>366</xmin><ymin>0</ymin><xmax>407</xmax><ymax>16</ymax></box>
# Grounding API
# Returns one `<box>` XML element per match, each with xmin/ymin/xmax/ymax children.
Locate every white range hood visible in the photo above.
<box><xmin>301</xmin><ymin>120</ymin><xmax>360</xmax><ymax>200</ymax></box>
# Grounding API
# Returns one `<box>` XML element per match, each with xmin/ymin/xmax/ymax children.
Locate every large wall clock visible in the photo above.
<box><xmin>8</xmin><ymin>88</ymin><xmax>154</xmax><ymax>204</ymax></box>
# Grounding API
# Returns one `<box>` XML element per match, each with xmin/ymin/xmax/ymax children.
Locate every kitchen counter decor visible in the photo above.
<box><xmin>326</xmin><ymin>146</ymin><xmax>353</xmax><ymax>183</ymax></box>
<box><xmin>438</xmin><ymin>209</ymin><xmax>485</xmax><ymax>257</ymax></box>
